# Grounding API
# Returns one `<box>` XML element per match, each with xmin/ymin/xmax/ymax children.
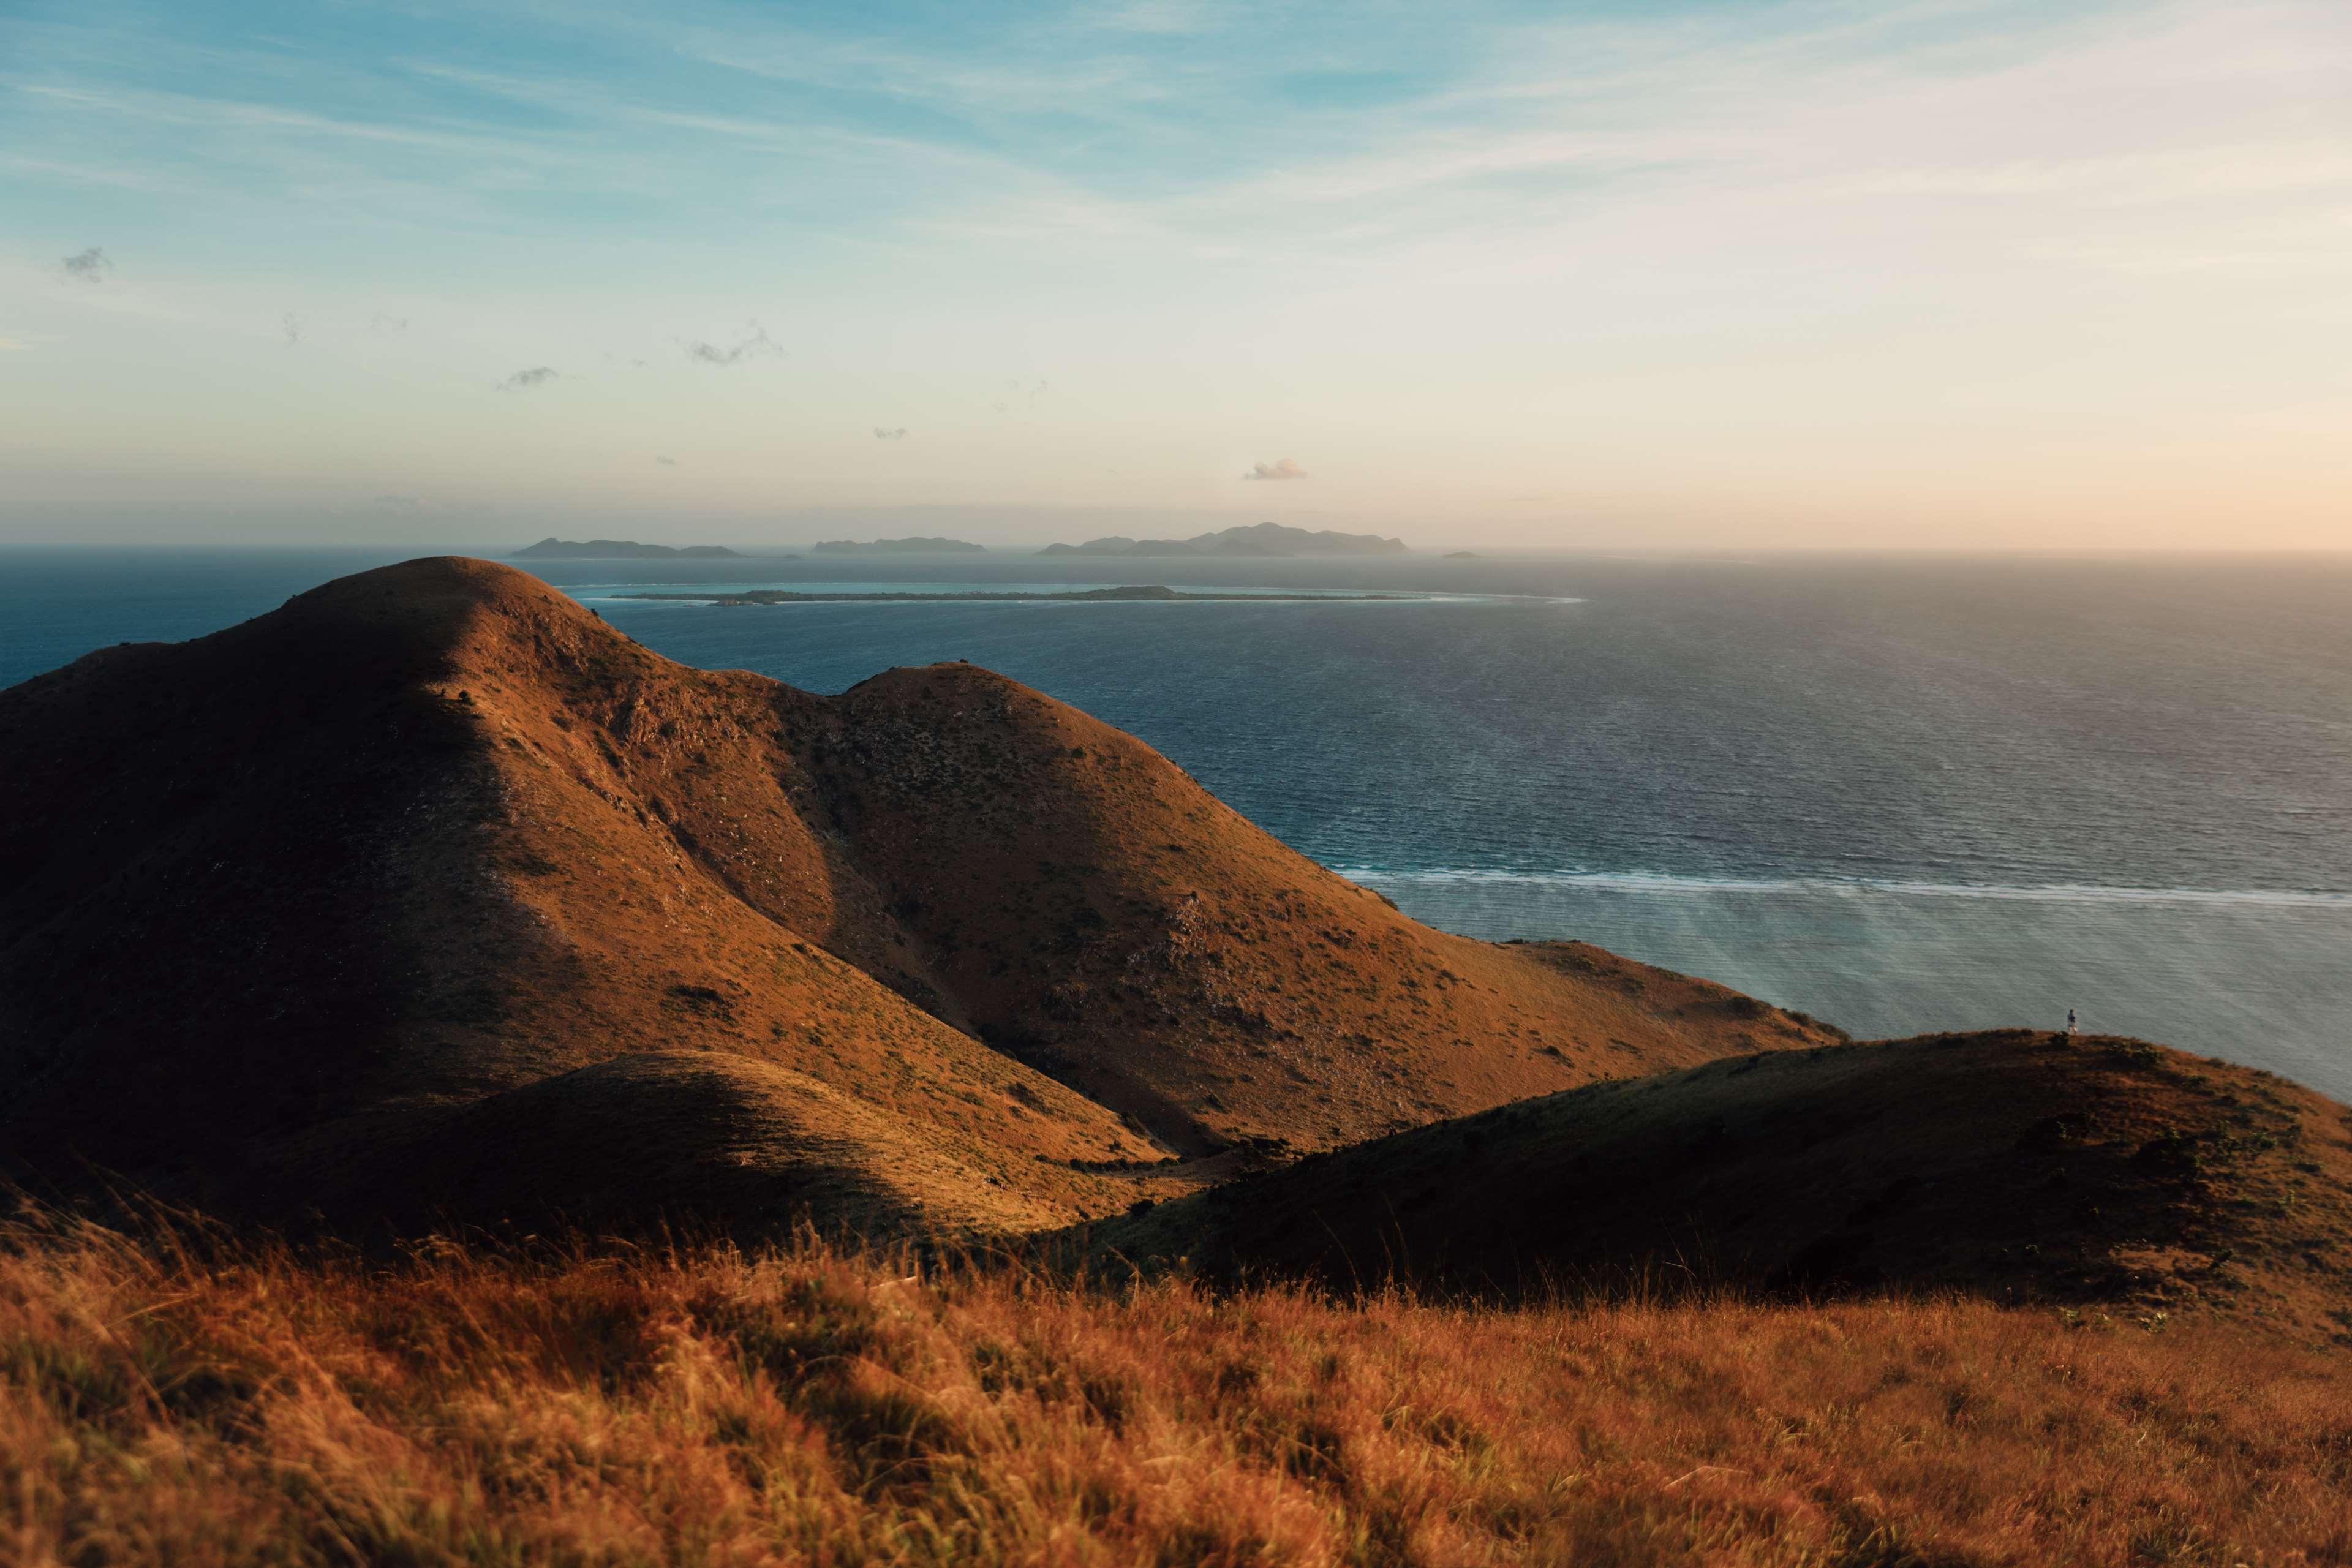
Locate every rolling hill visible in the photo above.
<box><xmin>7</xmin><ymin>555</ymin><xmax>2343</xmax><ymax>1344</ymax></box>
<box><xmin>1085</xmin><ymin>1029</ymin><xmax>2352</xmax><ymax>1340</ymax></box>
<box><xmin>0</xmin><ymin>556</ymin><xmax>1833</xmax><ymax>1233</ymax></box>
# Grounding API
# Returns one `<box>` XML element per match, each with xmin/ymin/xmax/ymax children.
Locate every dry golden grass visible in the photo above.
<box><xmin>6</xmin><ymin>1214</ymin><xmax>2350</xmax><ymax>1567</ymax></box>
<box><xmin>1093</xmin><ymin>1031</ymin><xmax>2352</xmax><ymax>1345</ymax></box>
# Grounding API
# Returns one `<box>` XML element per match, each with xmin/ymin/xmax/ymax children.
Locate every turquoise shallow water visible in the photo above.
<box><xmin>5</xmin><ymin>547</ymin><xmax>2348</xmax><ymax>1096</ymax></box>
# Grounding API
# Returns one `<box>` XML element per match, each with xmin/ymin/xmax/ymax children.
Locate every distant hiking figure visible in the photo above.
<box><xmin>2066</xmin><ymin>1008</ymin><xmax>2079</xmax><ymax>1036</ymax></box>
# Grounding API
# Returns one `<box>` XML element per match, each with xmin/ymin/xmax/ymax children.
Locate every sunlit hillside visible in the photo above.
<box><xmin>6</xmin><ymin>1217</ymin><xmax>2349</xmax><ymax>1567</ymax></box>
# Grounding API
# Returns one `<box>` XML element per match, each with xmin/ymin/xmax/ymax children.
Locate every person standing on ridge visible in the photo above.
<box><xmin>2066</xmin><ymin>1008</ymin><xmax>2079</xmax><ymax>1036</ymax></box>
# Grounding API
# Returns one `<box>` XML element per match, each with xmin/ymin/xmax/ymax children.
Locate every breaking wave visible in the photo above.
<box><xmin>1335</xmin><ymin>867</ymin><xmax>2352</xmax><ymax>910</ymax></box>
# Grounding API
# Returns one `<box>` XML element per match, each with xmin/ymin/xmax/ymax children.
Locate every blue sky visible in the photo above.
<box><xmin>3</xmin><ymin>0</ymin><xmax>2348</xmax><ymax>547</ymax></box>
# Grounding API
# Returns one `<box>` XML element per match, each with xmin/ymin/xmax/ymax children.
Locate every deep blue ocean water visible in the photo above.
<box><xmin>6</xmin><ymin>546</ymin><xmax>2348</xmax><ymax>1097</ymax></box>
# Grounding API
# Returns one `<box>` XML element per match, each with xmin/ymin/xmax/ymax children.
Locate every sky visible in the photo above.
<box><xmin>1</xmin><ymin>0</ymin><xmax>2348</xmax><ymax>550</ymax></box>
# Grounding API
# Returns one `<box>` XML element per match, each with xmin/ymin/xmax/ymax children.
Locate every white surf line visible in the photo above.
<box><xmin>1336</xmin><ymin>867</ymin><xmax>2352</xmax><ymax>910</ymax></box>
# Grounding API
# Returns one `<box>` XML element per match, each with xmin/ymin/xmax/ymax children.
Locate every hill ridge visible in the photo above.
<box><xmin>1084</xmin><ymin>1027</ymin><xmax>2352</xmax><ymax>1342</ymax></box>
<box><xmin>0</xmin><ymin>557</ymin><xmax>1833</xmax><ymax>1233</ymax></box>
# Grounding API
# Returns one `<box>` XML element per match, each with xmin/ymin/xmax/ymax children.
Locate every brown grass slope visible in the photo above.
<box><xmin>0</xmin><ymin>556</ymin><xmax>1826</xmax><ymax>1229</ymax></box>
<box><xmin>0</xmin><ymin>558</ymin><xmax>1151</xmax><ymax>1233</ymax></box>
<box><xmin>8</xmin><ymin>1220</ymin><xmax>2351</xmax><ymax>1567</ymax></box>
<box><xmin>809</xmin><ymin>664</ymin><xmax>1844</xmax><ymax>1153</ymax></box>
<box><xmin>1087</xmin><ymin>1030</ymin><xmax>2352</xmax><ymax>1343</ymax></box>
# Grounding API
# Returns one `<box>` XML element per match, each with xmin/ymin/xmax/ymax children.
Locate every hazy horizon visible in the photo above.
<box><xmin>4</xmin><ymin>0</ymin><xmax>2348</xmax><ymax>551</ymax></box>
<box><xmin>9</xmin><ymin>522</ymin><xmax>2352</xmax><ymax>557</ymax></box>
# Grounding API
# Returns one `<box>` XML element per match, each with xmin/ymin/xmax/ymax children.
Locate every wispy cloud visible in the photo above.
<box><xmin>1090</xmin><ymin>0</ymin><xmax>1226</xmax><ymax>37</ymax></box>
<box><xmin>7</xmin><ymin>73</ymin><xmax>703</xmax><ymax>230</ymax></box>
<box><xmin>16</xmin><ymin>80</ymin><xmax>574</xmax><ymax>163</ymax></box>
<box><xmin>656</xmin><ymin>454</ymin><xmax>679</xmax><ymax>465</ymax></box>
<box><xmin>6</xmin><ymin>0</ymin><xmax>2347</xmax><ymax>546</ymax></box>
<box><xmin>1242</xmin><ymin>458</ymin><xmax>1308</xmax><ymax>481</ymax></box>
<box><xmin>281</xmin><ymin>312</ymin><xmax>303</xmax><ymax>347</ymax></box>
<box><xmin>682</xmin><ymin>322</ymin><xmax>783</xmax><ymax>366</ymax></box>
<box><xmin>675</xmin><ymin>27</ymin><xmax>1150</xmax><ymax>118</ymax></box>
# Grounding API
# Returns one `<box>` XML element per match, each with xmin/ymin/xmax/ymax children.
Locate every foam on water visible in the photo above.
<box><xmin>1339</xmin><ymin>867</ymin><xmax>2352</xmax><ymax>910</ymax></box>
<box><xmin>1348</xmin><ymin>869</ymin><xmax>2352</xmax><ymax>1099</ymax></box>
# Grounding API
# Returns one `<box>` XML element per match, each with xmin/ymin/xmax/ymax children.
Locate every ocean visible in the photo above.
<box><xmin>6</xmin><ymin>546</ymin><xmax>2347</xmax><ymax>1098</ymax></box>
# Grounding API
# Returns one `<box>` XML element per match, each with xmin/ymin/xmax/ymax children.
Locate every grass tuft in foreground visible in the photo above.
<box><xmin>4</xmin><ymin>1214</ymin><xmax>2349</xmax><ymax>1566</ymax></box>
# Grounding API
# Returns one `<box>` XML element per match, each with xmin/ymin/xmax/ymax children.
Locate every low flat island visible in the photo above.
<box><xmin>615</xmin><ymin>584</ymin><xmax>1412</xmax><ymax>605</ymax></box>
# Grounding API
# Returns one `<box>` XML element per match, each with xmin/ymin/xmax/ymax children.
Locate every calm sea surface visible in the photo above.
<box><xmin>6</xmin><ymin>546</ymin><xmax>2348</xmax><ymax>1097</ymax></box>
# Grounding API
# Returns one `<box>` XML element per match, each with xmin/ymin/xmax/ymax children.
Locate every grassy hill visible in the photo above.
<box><xmin>4</xmin><ymin>1216</ymin><xmax>2348</xmax><ymax>1567</ymax></box>
<box><xmin>1085</xmin><ymin>1029</ymin><xmax>2352</xmax><ymax>1344</ymax></box>
<box><xmin>2</xmin><ymin>556</ymin><xmax>2346</xmax><ymax>1564</ymax></box>
<box><xmin>0</xmin><ymin>557</ymin><xmax>1831</xmax><ymax>1233</ymax></box>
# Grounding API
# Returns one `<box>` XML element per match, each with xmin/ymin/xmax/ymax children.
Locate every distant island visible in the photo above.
<box><xmin>617</xmin><ymin>585</ymin><xmax>1408</xmax><ymax>606</ymax></box>
<box><xmin>513</xmin><ymin>538</ymin><xmax>741</xmax><ymax>560</ymax></box>
<box><xmin>810</xmin><ymin>537</ymin><xmax>987</xmax><ymax>556</ymax></box>
<box><xmin>1037</xmin><ymin>521</ymin><xmax>1409</xmax><ymax>558</ymax></box>
<box><xmin>1444</xmin><ymin>550</ymin><xmax>1479</xmax><ymax>559</ymax></box>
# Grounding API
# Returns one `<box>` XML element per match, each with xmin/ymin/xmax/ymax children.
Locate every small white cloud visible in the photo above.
<box><xmin>61</xmin><ymin>247</ymin><xmax>111</xmax><ymax>283</ymax></box>
<box><xmin>496</xmin><ymin>366</ymin><xmax>558</xmax><ymax>391</ymax></box>
<box><xmin>1242</xmin><ymin>458</ymin><xmax>1308</xmax><ymax>481</ymax></box>
<box><xmin>873</xmin><ymin>426</ymin><xmax>910</xmax><ymax>440</ymax></box>
<box><xmin>682</xmin><ymin>321</ymin><xmax>783</xmax><ymax>366</ymax></box>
